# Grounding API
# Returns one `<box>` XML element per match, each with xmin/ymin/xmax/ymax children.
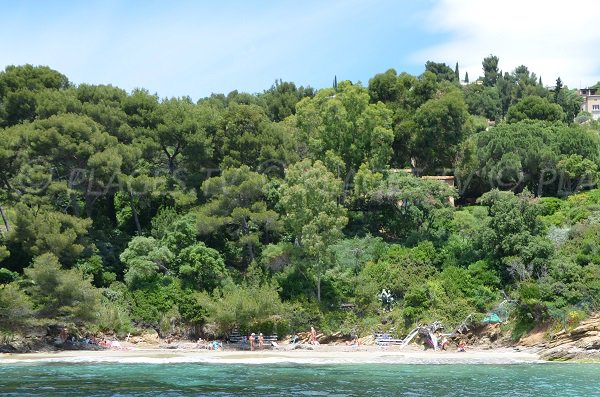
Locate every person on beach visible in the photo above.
<box><xmin>346</xmin><ymin>328</ymin><xmax>359</xmax><ymax>346</ymax></box>
<box><xmin>258</xmin><ymin>333</ymin><xmax>264</xmax><ymax>350</ymax></box>
<box><xmin>310</xmin><ymin>326</ymin><xmax>318</xmax><ymax>345</ymax></box>
<box><xmin>458</xmin><ymin>340</ymin><xmax>466</xmax><ymax>352</ymax></box>
<box><xmin>441</xmin><ymin>335</ymin><xmax>449</xmax><ymax>351</ymax></box>
<box><xmin>59</xmin><ymin>327</ymin><xmax>68</xmax><ymax>343</ymax></box>
<box><xmin>250</xmin><ymin>333</ymin><xmax>255</xmax><ymax>351</ymax></box>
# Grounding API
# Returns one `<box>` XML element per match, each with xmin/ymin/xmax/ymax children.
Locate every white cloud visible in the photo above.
<box><xmin>415</xmin><ymin>0</ymin><xmax>600</xmax><ymax>87</ymax></box>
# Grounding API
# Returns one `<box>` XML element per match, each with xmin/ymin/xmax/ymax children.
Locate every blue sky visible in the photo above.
<box><xmin>1</xmin><ymin>0</ymin><xmax>599</xmax><ymax>100</ymax></box>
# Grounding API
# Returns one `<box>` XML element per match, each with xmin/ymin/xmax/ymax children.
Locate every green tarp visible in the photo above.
<box><xmin>483</xmin><ymin>313</ymin><xmax>502</xmax><ymax>323</ymax></box>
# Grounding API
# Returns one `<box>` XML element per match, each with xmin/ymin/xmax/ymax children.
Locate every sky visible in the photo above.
<box><xmin>1</xmin><ymin>0</ymin><xmax>599</xmax><ymax>100</ymax></box>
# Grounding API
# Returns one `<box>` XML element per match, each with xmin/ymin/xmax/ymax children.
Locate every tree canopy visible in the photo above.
<box><xmin>1</xmin><ymin>60</ymin><xmax>599</xmax><ymax>342</ymax></box>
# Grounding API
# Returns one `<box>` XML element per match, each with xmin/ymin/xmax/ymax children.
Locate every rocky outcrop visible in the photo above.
<box><xmin>538</xmin><ymin>313</ymin><xmax>600</xmax><ymax>361</ymax></box>
<box><xmin>0</xmin><ymin>325</ymin><xmax>55</xmax><ymax>353</ymax></box>
<box><xmin>127</xmin><ymin>330</ymin><xmax>160</xmax><ymax>346</ymax></box>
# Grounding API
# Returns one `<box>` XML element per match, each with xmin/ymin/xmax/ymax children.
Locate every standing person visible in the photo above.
<box><xmin>59</xmin><ymin>328</ymin><xmax>67</xmax><ymax>343</ymax></box>
<box><xmin>441</xmin><ymin>335</ymin><xmax>449</xmax><ymax>351</ymax></box>
<box><xmin>249</xmin><ymin>333</ymin><xmax>255</xmax><ymax>351</ymax></box>
<box><xmin>310</xmin><ymin>326</ymin><xmax>317</xmax><ymax>345</ymax></box>
<box><xmin>258</xmin><ymin>333</ymin><xmax>264</xmax><ymax>350</ymax></box>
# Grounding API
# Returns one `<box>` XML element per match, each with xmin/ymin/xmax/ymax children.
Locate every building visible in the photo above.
<box><xmin>579</xmin><ymin>88</ymin><xmax>600</xmax><ymax>120</ymax></box>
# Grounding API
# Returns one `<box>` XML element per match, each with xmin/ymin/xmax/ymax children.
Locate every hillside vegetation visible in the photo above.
<box><xmin>1</xmin><ymin>57</ymin><xmax>599</xmax><ymax>341</ymax></box>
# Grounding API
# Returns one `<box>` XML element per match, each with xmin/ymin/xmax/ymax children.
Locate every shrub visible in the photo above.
<box><xmin>0</xmin><ymin>282</ymin><xmax>34</xmax><ymax>329</ymax></box>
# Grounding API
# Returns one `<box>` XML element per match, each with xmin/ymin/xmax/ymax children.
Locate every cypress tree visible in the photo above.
<box><xmin>455</xmin><ymin>62</ymin><xmax>460</xmax><ymax>81</ymax></box>
<box><xmin>464</xmin><ymin>71</ymin><xmax>469</xmax><ymax>83</ymax></box>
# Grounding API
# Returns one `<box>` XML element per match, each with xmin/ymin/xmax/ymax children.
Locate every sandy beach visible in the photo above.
<box><xmin>0</xmin><ymin>345</ymin><xmax>542</xmax><ymax>365</ymax></box>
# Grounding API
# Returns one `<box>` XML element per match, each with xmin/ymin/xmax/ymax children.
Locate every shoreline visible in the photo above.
<box><xmin>0</xmin><ymin>345</ymin><xmax>544</xmax><ymax>365</ymax></box>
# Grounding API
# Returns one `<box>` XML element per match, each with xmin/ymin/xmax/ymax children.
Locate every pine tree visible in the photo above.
<box><xmin>554</xmin><ymin>77</ymin><xmax>563</xmax><ymax>103</ymax></box>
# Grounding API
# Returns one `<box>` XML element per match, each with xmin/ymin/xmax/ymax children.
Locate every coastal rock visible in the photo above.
<box><xmin>575</xmin><ymin>336</ymin><xmax>600</xmax><ymax>350</ymax></box>
<box><xmin>537</xmin><ymin>313</ymin><xmax>600</xmax><ymax>360</ymax></box>
<box><xmin>0</xmin><ymin>333</ymin><xmax>50</xmax><ymax>353</ymax></box>
<box><xmin>293</xmin><ymin>343</ymin><xmax>315</xmax><ymax>350</ymax></box>
<box><xmin>130</xmin><ymin>331</ymin><xmax>159</xmax><ymax>345</ymax></box>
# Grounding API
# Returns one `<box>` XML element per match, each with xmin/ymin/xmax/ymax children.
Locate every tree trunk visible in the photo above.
<box><xmin>316</xmin><ymin>273</ymin><xmax>321</xmax><ymax>303</ymax></box>
<box><xmin>247</xmin><ymin>242</ymin><xmax>255</xmax><ymax>262</ymax></box>
<box><xmin>70</xmin><ymin>193</ymin><xmax>80</xmax><ymax>216</ymax></box>
<box><xmin>241</xmin><ymin>217</ymin><xmax>255</xmax><ymax>262</ymax></box>
<box><xmin>163</xmin><ymin>144</ymin><xmax>181</xmax><ymax>175</ymax></box>
<box><xmin>130</xmin><ymin>193</ymin><xmax>142</xmax><ymax>235</ymax></box>
<box><xmin>0</xmin><ymin>205</ymin><xmax>10</xmax><ymax>233</ymax></box>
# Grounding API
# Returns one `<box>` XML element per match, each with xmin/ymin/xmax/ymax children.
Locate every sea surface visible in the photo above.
<box><xmin>1</xmin><ymin>362</ymin><xmax>598</xmax><ymax>396</ymax></box>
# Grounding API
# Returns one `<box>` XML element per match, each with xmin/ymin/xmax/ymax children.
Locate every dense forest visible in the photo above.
<box><xmin>1</xmin><ymin>56</ymin><xmax>599</xmax><ymax>341</ymax></box>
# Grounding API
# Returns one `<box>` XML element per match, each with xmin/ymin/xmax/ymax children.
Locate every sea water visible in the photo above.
<box><xmin>1</xmin><ymin>362</ymin><xmax>598</xmax><ymax>396</ymax></box>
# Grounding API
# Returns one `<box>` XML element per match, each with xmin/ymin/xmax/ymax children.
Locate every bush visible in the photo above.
<box><xmin>0</xmin><ymin>282</ymin><xmax>34</xmax><ymax>329</ymax></box>
<box><xmin>128</xmin><ymin>277</ymin><xmax>184</xmax><ymax>326</ymax></box>
<box><xmin>94</xmin><ymin>302</ymin><xmax>135</xmax><ymax>335</ymax></box>
<box><xmin>25</xmin><ymin>253</ymin><xmax>102</xmax><ymax>323</ymax></box>
<box><xmin>0</xmin><ymin>268</ymin><xmax>18</xmax><ymax>284</ymax></box>
<box><xmin>199</xmin><ymin>280</ymin><xmax>287</xmax><ymax>336</ymax></box>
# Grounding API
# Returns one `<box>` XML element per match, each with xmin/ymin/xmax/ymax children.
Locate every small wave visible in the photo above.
<box><xmin>0</xmin><ymin>350</ymin><xmax>545</xmax><ymax>366</ymax></box>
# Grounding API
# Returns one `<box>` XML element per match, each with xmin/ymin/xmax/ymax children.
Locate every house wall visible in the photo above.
<box><xmin>584</xmin><ymin>96</ymin><xmax>600</xmax><ymax>120</ymax></box>
<box><xmin>580</xmin><ymin>89</ymin><xmax>600</xmax><ymax>120</ymax></box>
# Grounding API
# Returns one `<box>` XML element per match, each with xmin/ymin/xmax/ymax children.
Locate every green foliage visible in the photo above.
<box><xmin>463</xmin><ymin>84</ymin><xmax>501</xmax><ymax>120</ymax></box>
<box><xmin>279</xmin><ymin>159</ymin><xmax>348</xmax><ymax>256</ymax></box>
<box><xmin>471</xmin><ymin>120</ymin><xmax>600</xmax><ymax>195</ymax></box>
<box><xmin>482</xmin><ymin>55</ymin><xmax>499</xmax><ymax>87</ymax></box>
<box><xmin>0</xmin><ymin>64</ymin><xmax>69</xmax><ymax>126</ymax></box>
<box><xmin>25</xmin><ymin>253</ymin><xmax>101</xmax><ymax>322</ymax></box>
<box><xmin>0</xmin><ymin>282</ymin><xmax>34</xmax><ymax>329</ymax></box>
<box><xmin>261</xmin><ymin>79</ymin><xmax>314</xmax><ymax>122</ymax></box>
<box><xmin>507</xmin><ymin>96</ymin><xmax>565</xmax><ymax>123</ymax></box>
<box><xmin>477</xmin><ymin>190</ymin><xmax>553</xmax><ymax>278</ymax></box>
<box><xmin>176</xmin><ymin>242</ymin><xmax>227</xmax><ymax>292</ymax></box>
<box><xmin>198</xmin><ymin>165</ymin><xmax>280</xmax><ymax>268</ymax></box>
<box><xmin>366</xmin><ymin>172</ymin><xmax>456</xmax><ymax>241</ymax></box>
<box><xmin>425</xmin><ymin>61</ymin><xmax>458</xmax><ymax>83</ymax></box>
<box><xmin>198</xmin><ymin>280</ymin><xmax>285</xmax><ymax>336</ymax></box>
<box><xmin>120</xmin><ymin>236</ymin><xmax>173</xmax><ymax>288</ymax></box>
<box><xmin>0</xmin><ymin>267</ymin><xmax>18</xmax><ymax>284</ymax></box>
<box><xmin>2</xmin><ymin>61</ymin><xmax>600</xmax><ymax>340</ymax></box>
<box><xmin>126</xmin><ymin>277</ymin><xmax>187</xmax><ymax>327</ymax></box>
<box><xmin>296</xmin><ymin>82</ymin><xmax>394</xmax><ymax>172</ymax></box>
<box><xmin>412</xmin><ymin>87</ymin><xmax>469</xmax><ymax>170</ymax></box>
<box><xmin>95</xmin><ymin>301</ymin><xmax>135</xmax><ymax>335</ymax></box>
<box><xmin>6</xmin><ymin>203</ymin><xmax>92</xmax><ymax>266</ymax></box>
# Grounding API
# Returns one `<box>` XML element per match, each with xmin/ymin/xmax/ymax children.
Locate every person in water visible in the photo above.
<box><xmin>258</xmin><ymin>333</ymin><xmax>264</xmax><ymax>350</ymax></box>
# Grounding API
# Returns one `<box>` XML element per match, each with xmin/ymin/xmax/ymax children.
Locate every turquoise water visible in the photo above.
<box><xmin>1</xmin><ymin>363</ymin><xmax>599</xmax><ymax>396</ymax></box>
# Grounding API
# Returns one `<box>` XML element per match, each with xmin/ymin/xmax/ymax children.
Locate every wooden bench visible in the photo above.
<box><xmin>374</xmin><ymin>333</ymin><xmax>404</xmax><ymax>346</ymax></box>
